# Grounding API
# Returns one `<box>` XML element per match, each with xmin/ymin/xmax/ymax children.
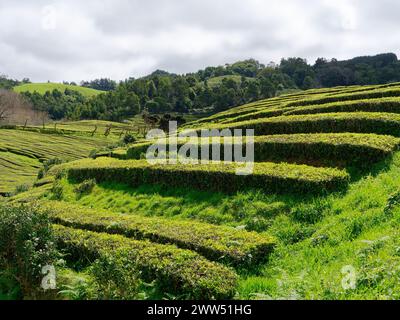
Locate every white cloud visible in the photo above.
<box><xmin>0</xmin><ymin>0</ymin><xmax>398</xmax><ymax>82</ymax></box>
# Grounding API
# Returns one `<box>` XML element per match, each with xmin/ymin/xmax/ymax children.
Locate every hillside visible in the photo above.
<box><xmin>3</xmin><ymin>83</ymin><xmax>400</xmax><ymax>300</ymax></box>
<box><xmin>14</xmin><ymin>83</ymin><xmax>103</xmax><ymax>97</ymax></box>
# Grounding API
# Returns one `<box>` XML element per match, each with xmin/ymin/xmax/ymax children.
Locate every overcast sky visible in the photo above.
<box><xmin>0</xmin><ymin>0</ymin><xmax>399</xmax><ymax>82</ymax></box>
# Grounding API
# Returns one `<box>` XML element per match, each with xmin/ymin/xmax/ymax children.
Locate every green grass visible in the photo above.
<box><xmin>14</xmin><ymin>83</ymin><xmax>102</xmax><ymax>97</ymax></box>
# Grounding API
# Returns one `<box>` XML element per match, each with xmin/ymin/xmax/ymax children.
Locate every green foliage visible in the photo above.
<box><xmin>285</xmin><ymin>97</ymin><xmax>400</xmax><ymax>116</ymax></box>
<box><xmin>38</xmin><ymin>158</ymin><xmax>63</xmax><ymax>179</ymax></box>
<box><xmin>14</xmin><ymin>184</ymin><xmax>30</xmax><ymax>195</ymax></box>
<box><xmin>80</xmin><ymin>78</ymin><xmax>117</xmax><ymax>92</ymax></box>
<box><xmin>0</xmin><ymin>204</ymin><xmax>60</xmax><ymax>298</ymax></box>
<box><xmin>54</xmin><ymin>225</ymin><xmax>238</xmax><ymax>299</ymax></box>
<box><xmin>38</xmin><ymin>200</ymin><xmax>275</xmax><ymax>266</ymax></box>
<box><xmin>384</xmin><ymin>189</ymin><xmax>400</xmax><ymax>214</ymax></box>
<box><xmin>51</xmin><ymin>181</ymin><xmax>64</xmax><ymax>200</ymax></box>
<box><xmin>122</xmin><ymin>133</ymin><xmax>136</xmax><ymax>145</ymax></box>
<box><xmin>287</xmin><ymin>87</ymin><xmax>400</xmax><ymax>108</ymax></box>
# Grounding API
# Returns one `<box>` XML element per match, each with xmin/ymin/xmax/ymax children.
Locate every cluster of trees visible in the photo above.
<box><xmin>0</xmin><ymin>75</ymin><xmax>30</xmax><ymax>90</ymax></box>
<box><xmin>81</xmin><ymin>78</ymin><xmax>117</xmax><ymax>91</ymax></box>
<box><xmin>3</xmin><ymin>53</ymin><xmax>400</xmax><ymax>123</ymax></box>
<box><xmin>280</xmin><ymin>53</ymin><xmax>400</xmax><ymax>89</ymax></box>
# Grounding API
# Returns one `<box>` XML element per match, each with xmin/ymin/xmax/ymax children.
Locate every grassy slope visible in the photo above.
<box><xmin>14</xmin><ymin>83</ymin><xmax>102</xmax><ymax>97</ymax></box>
<box><xmin>240</xmin><ymin>153</ymin><xmax>400</xmax><ymax>300</ymax></box>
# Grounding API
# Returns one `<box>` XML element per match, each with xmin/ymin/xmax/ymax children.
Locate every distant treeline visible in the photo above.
<box><xmin>3</xmin><ymin>52</ymin><xmax>400</xmax><ymax>122</ymax></box>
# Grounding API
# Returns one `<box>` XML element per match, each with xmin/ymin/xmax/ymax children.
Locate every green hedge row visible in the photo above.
<box><xmin>53</xmin><ymin>225</ymin><xmax>238</xmax><ymax>299</ymax></box>
<box><xmin>53</xmin><ymin>158</ymin><xmax>350</xmax><ymax>195</ymax></box>
<box><xmin>39</xmin><ymin>200</ymin><xmax>275</xmax><ymax>266</ymax></box>
<box><xmin>187</xmin><ymin>101</ymin><xmax>283</xmax><ymax>127</ymax></box>
<box><xmin>207</xmin><ymin>112</ymin><xmax>400</xmax><ymax>137</ymax></box>
<box><xmin>286</xmin><ymin>88</ymin><xmax>400</xmax><ymax>108</ymax></box>
<box><xmin>284</xmin><ymin>98</ymin><xmax>400</xmax><ymax>117</ymax></box>
<box><xmin>218</xmin><ymin>107</ymin><xmax>292</xmax><ymax>124</ymax></box>
<box><xmin>126</xmin><ymin>133</ymin><xmax>399</xmax><ymax>167</ymax></box>
<box><xmin>94</xmin><ymin>149</ymin><xmax>128</xmax><ymax>160</ymax></box>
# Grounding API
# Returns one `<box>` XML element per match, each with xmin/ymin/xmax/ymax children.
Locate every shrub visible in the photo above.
<box><xmin>14</xmin><ymin>184</ymin><xmax>30</xmax><ymax>195</ymax></box>
<box><xmin>38</xmin><ymin>158</ymin><xmax>63</xmax><ymax>179</ymax></box>
<box><xmin>90</xmin><ymin>253</ymin><xmax>143</xmax><ymax>300</ymax></box>
<box><xmin>54</xmin><ymin>225</ymin><xmax>238</xmax><ymax>299</ymax></box>
<box><xmin>384</xmin><ymin>190</ymin><xmax>400</xmax><ymax>214</ymax></box>
<box><xmin>51</xmin><ymin>181</ymin><xmax>64</xmax><ymax>200</ymax></box>
<box><xmin>122</xmin><ymin>134</ymin><xmax>136</xmax><ymax>145</ymax></box>
<box><xmin>0</xmin><ymin>204</ymin><xmax>60</xmax><ymax>299</ymax></box>
<box><xmin>73</xmin><ymin>179</ymin><xmax>96</xmax><ymax>198</ymax></box>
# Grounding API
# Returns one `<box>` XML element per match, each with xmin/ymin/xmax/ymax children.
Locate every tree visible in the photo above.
<box><xmin>147</xmin><ymin>80</ymin><xmax>157</xmax><ymax>99</ymax></box>
<box><xmin>245</xmin><ymin>81</ymin><xmax>260</xmax><ymax>102</ymax></box>
<box><xmin>0</xmin><ymin>90</ymin><xmax>13</xmax><ymax>121</ymax></box>
<box><xmin>0</xmin><ymin>90</ymin><xmax>47</xmax><ymax>125</ymax></box>
<box><xmin>280</xmin><ymin>57</ymin><xmax>315</xmax><ymax>89</ymax></box>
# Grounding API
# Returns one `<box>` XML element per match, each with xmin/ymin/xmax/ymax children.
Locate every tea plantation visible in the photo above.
<box><xmin>0</xmin><ymin>120</ymin><xmax>133</xmax><ymax>195</ymax></box>
<box><xmin>3</xmin><ymin>83</ymin><xmax>400</xmax><ymax>299</ymax></box>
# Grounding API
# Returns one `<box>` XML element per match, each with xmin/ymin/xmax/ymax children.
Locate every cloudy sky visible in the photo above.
<box><xmin>0</xmin><ymin>0</ymin><xmax>399</xmax><ymax>82</ymax></box>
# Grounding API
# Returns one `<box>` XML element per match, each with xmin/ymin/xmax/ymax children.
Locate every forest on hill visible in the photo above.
<box><xmin>2</xmin><ymin>53</ymin><xmax>400</xmax><ymax>124</ymax></box>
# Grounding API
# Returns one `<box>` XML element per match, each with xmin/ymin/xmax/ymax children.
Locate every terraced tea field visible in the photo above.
<box><xmin>5</xmin><ymin>82</ymin><xmax>400</xmax><ymax>300</ymax></box>
<box><xmin>0</xmin><ymin>128</ymin><xmax>113</xmax><ymax>194</ymax></box>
